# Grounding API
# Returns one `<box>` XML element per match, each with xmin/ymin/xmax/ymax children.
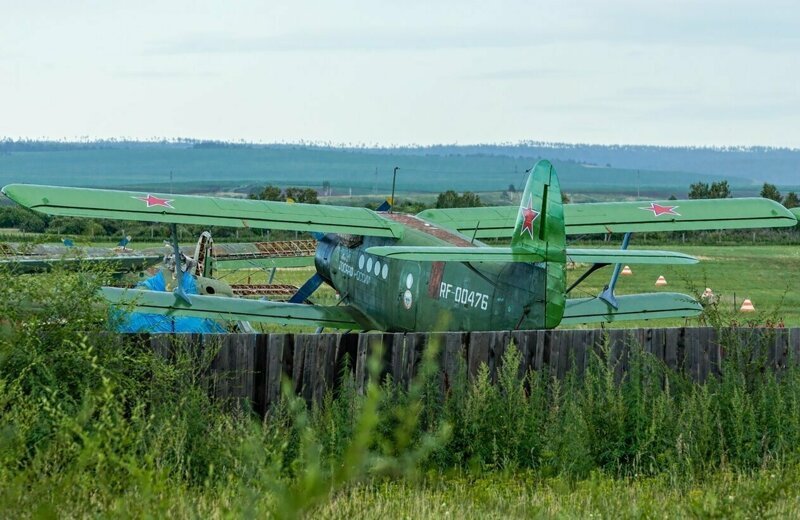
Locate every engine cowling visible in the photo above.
<box><xmin>314</xmin><ymin>234</ymin><xmax>339</xmax><ymax>285</ymax></box>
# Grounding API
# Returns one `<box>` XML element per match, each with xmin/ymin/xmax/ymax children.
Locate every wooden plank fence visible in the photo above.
<box><xmin>144</xmin><ymin>327</ymin><xmax>800</xmax><ymax>415</ymax></box>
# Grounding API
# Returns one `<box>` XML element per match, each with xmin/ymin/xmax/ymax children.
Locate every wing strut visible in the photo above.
<box><xmin>566</xmin><ymin>262</ymin><xmax>609</xmax><ymax>294</ymax></box>
<box><xmin>598</xmin><ymin>231</ymin><xmax>631</xmax><ymax>309</ymax></box>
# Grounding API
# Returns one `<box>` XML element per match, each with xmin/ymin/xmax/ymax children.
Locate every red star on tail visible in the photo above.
<box><xmin>519</xmin><ymin>196</ymin><xmax>539</xmax><ymax>238</ymax></box>
<box><xmin>640</xmin><ymin>202</ymin><xmax>679</xmax><ymax>217</ymax></box>
<box><xmin>134</xmin><ymin>194</ymin><xmax>174</xmax><ymax>208</ymax></box>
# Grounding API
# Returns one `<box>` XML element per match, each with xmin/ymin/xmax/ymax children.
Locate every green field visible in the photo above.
<box><xmin>313</xmin><ymin>472</ymin><xmax>800</xmax><ymax>518</ymax></box>
<box><xmin>568</xmin><ymin>244</ymin><xmax>800</xmax><ymax>328</ymax></box>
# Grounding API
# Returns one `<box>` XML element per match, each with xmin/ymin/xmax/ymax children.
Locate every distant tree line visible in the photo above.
<box><xmin>249</xmin><ymin>185</ymin><xmax>319</xmax><ymax>204</ymax></box>
<box><xmin>435</xmin><ymin>191</ymin><xmax>482</xmax><ymax>209</ymax></box>
<box><xmin>688</xmin><ymin>181</ymin><xmax>732</xmax><ymax>199</ymax></box>
<box><xmin>686</xmin><ymin>180</ymin><xmax>798</xmax><ymax>209</ymax></box>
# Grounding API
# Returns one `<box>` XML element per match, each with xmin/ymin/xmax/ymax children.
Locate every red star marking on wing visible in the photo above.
<box><xmin>640</xmin><ymin>202</ymin><xmax>680</xmax><ymax>217</ymax></box>
<box><xmin>519</xmin><ymin>196</ymin><xmax>540</xmax><ymax>238</ymax></box>
<box><xmin>134</xmin><ymin>194</ymin><xmax>174</xmax><ymax>208</ymax></box>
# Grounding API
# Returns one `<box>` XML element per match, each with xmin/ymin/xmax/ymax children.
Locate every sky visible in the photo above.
<box><xmin>1</xmin><ymin>0</ymin><xmax>799</xmax><ymax>147</ymax></box>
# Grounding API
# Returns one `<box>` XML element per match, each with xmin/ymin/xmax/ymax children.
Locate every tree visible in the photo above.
<box><xmin>285</xmin><ymin>187</ymin><xmax>319</xmax><ymax>204</ymax></box>
<box><xmin>760</xmin><ymin>183</ymin><xmax>782</xmax><ymax>202</ymax></box>
<box><xmin>459</xmin><ymin>192</ymin><xmax>482</xmax><ymax>208</ymax></box>
<box><xmin>688</xmin><ymin>182</ymin><xmax>709</xmax><ymax>199</ymax></box>
<box><xmin>435</xmin><ymin>191</ymin><xmax>482</xmax><ymax>209</ymax></box>
<box><xmin>709</xmin><ymin>180</ymin><xmax>731</xmax><ymax>199</ymax></box>
<box><xmin>435</xmin><ymin>190</ymin><xmax>460</xmax><ymax>209</ymax></box>
<box><xmin>561</xmin><ymin>192</ymin><xmax>571</xmax><ymax>204</ymax></box>
<box><xmin>689</xmin><ymin>180</ymin><xmax>730</xmax><ymax>199</ymax></box>
<box><xmin>783</xmin><ymin>191</ymin><xmax>799</xmax><ymax>209</ymax></box>
<box><xmin>249</xmin><ymin>186</ymin><xmax>319</xmax><ymax>204</ymax></box>
<box><xmin>250</xmin><ymin>185</ymin><xmax>282</xmax><ymax>201</ymax></box>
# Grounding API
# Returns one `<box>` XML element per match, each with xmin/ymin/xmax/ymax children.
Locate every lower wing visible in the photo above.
<box><xmin>561</xmin><ymin>292</ymin><xmax>702</xmax><ymax>325</ymax></box>
<box><xmin>102</xmin><ymin>287</ymin><xmax>371</xmax><ymax>330</ymax></box>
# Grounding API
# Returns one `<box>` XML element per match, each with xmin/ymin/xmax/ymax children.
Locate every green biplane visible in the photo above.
<box><xmin>3</xmin><ymin>160</ymin><xmax>797</xmax><ymax>332</ymax></box>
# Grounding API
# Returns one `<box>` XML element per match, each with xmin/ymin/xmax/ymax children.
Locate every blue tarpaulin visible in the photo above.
<box><xmin>115</xmin><ymin>271</ymin><xmax>226</xmax><ymax>333</ymax></box>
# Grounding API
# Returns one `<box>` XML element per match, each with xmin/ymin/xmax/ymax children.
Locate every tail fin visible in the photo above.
<box><xmin>512</xmin><ymin>160</ymin><xmax>566</xmax><ymax>328</ymax></box>
<box><xmin>512</xmin><ymin>160</ymin><xmax>566</xmax><ymax>261</ymax></box>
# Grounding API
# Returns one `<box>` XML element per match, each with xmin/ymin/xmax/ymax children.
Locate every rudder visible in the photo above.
<box><xmin>512</xmin><ymin>160</ymin><xmax>566</xmax><ymax>328</ymax></box>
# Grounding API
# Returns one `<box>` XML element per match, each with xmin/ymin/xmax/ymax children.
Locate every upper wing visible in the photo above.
<box><xmin>792</xmin><ymin>208</ymin><xmax>800</xmax><ymax>219</ymax></box>
<box><xmin>561</xmin><ymin>292</ymin><xmax>702</xmax><ymax>325</ymax></box>
<box><xmin>103</xmin><ymin>287</ymin><xmax>371</xmax><ymax>329</ymax></box>
<box><xmin>417</xmin><ymin>198</ymin><xmax>798</xmax><ymax>238</ymax></box>
<box><xmin>365</xmin><ymin>246</ymin><xmax>696</xmax><ymax>264</ymax></box>
<box><xmin>2</xmin><ymin>184</ymin><xmax>403</xmax><ymax>238</ymax></box>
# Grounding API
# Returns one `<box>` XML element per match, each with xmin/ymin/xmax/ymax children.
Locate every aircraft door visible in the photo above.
<box><xmin>393</xmin><ymin>261</ymin><xmax>420</xmax><ymax>331</ymax></box>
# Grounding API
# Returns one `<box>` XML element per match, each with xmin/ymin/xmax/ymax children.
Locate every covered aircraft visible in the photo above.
<box><xmin>2</xmin><ymin>160</ymin><xmax>797</xmax><ymax>332</ymax></box>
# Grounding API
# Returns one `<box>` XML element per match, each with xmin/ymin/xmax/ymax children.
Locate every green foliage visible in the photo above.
<box><xmin>5</xmin><ymin>270</ymin><xmax>800</xmax><ymax>515</ymax></box>
<box><xmin>761</xmin><ymin>182</ymin><xmax>782</xmax><ymax>202</ymax></box>
<box><xmin>249</xmin><ymin>185</ymin><xmax>320</xmax><ymax>204</ymax></box>
<box><xmin>0</xmin><ymin>206</ymin><xmax>47</xmax><ymax>232</ymax></box>
<box><xmin>435</xmin><ymin>191</ymin><xmax>482</xmax><ymax>208</ymax></box>
<box><xmin>783</xmin><ymin>191</ymin><xmax>799</xmax><ymax>209</ymax></box>
<box><xmin>689</xmin><ymin>180</ymin><xmax>731</xmax><ymax>199</ymax></box>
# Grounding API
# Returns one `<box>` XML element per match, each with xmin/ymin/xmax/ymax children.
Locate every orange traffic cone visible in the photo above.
<box><xmin>621</xmin><ymin>265</ymin><xmax>633</xmax><ymax>275</ymax></box>
<box><xmin>655</xmin><ymin>275</ymin><xmax>667</xmax><ymax>286</ymax></box>
<box><xmin>740</xmin><ymin>298</ymin><xmax>755</xmax><ymax>312</ymax></box>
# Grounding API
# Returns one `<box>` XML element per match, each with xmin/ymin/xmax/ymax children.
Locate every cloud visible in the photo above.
<box><xmin>462</xmin><ymin>67</ymin><xmax>574</xmax><ymax>81</ymax></box>
<box><xmin>112</xmin><ymin>69</ymin><xmax>220</xmax><ymax>79</ymax></box>
<box><xmin>144</xmin><ymin>28</ymin><xmax>539</xmax><ymax>55</ymax></box>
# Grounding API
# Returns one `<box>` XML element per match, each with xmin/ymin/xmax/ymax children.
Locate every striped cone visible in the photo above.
<box><xmin>621</xmin><ymin>265</ymin><xmax>633</xmax><ymax>275</ymax></box>
<box><xmin>740</xmin><ymin>298</ymin><xmax>755</xmax><ymax>312</ymax></box>
<box><xmin>655</xmin><ymin>275</ymin><xmax>667</xmax><ymax>286</ymax></box>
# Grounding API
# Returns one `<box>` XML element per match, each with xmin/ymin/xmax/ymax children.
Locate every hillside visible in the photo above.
<box><xmin>1</xmin><ymin>140</ymin><xmax>793</xmax><ymax>197</ymax></box>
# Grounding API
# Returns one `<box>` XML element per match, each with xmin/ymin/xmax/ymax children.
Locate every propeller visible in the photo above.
<box><xmin>169</xmin><ymin>223</ymin><xmax>192</xmax><ymax>305</ymax></box>
<box><xmin>288</xmin><ymin>273</ymin><xmax>324</xmax><ymax>304</ymax></box>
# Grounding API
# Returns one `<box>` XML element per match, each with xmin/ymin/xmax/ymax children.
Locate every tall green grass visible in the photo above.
<box><xmin>2</xmin><ymin>269</ymin><xmax>800</xmax><ymax>516</ymax></box>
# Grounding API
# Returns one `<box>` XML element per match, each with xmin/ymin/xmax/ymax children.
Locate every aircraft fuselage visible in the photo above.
<box><xmin>314</xmin><ymin>214</ymin><xmax>554</xmax><ymax>332</ymax></box>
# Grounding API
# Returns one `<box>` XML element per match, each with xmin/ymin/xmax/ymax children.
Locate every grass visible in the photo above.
<box><xmin>566</xmin><ymin>244</ymin><xmax>800</xmax><ymax>328</ymax></box>
<box><xmin>5</xmin><ymin>268</ymin><xmax>800</xmax><ymax>516</ymax></box>
<box><xmin>315</xmin><ymin>471</ymin><xmax>800</xmax><ymax>518</ymax></box>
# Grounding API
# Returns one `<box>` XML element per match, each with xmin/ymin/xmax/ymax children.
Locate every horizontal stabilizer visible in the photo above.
<box><xmin>365</xmin><ymin>246</ymin><xmax>543</xmax><ymax>263</ymax></box>
<box><xmin>417</xmin><ymin>198</ymin><xmax>798</xmax><ymax>238</ymax></box>
<box><xmin>561</xmin><ymin>292</ymin><xmax>702</xmax><ymax>325</ymax></box>
<box><xmin>2</xmin><ymin>184</ymin><xmax>403</xmax><ymax>238</ymax></box>
<box><xmin>102</xmin><ymin>287</ymin><xmax>369</xmax><ymax>329</ymax></box>
<box><xmin>566</xmin><ymin>248</ymin><xmax>698</xmax><ymax>265</ymax></box>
